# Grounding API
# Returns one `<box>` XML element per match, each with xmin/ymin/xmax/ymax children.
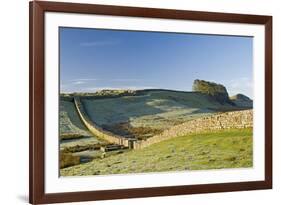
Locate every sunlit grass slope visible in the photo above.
<box><xmin>61</xmin><ymin>128</ymin><xmax>252</xmax><ymax>176</ymax></box>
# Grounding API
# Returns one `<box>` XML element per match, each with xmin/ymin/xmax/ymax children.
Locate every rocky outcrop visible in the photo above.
<box><xmin>192</xmin><ymin>79</ymin><xmax>232</xmax><ymax>104</ymax></box>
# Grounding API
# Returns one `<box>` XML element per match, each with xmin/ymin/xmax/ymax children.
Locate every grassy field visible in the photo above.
<box><xmin>60</xmin><ymin>128</ymin><xmax>253</xmax><ymax>176</ymax></box>
<box><xmin>82</xmin><ymin>90</ymin><xmax>240</xmax><ymax>139</ymax></box>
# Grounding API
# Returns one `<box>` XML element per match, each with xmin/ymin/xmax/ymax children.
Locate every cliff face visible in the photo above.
<box><xmin>192</xmin><ymin>79</ymin><xmax>232</xmax><ymax>104</ymax></box>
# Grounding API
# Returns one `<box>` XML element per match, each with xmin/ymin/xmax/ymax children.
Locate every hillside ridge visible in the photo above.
<box><xmin>61</xmin><ymin>79</ymin><xmax>252</xmax><ymax>109</ymax></box>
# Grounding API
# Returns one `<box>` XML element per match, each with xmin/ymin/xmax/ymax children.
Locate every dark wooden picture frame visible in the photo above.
<box><xmin>29</xmin><ymin>1</ymin><xmax>272</xmax><ymax>204</ymax></box>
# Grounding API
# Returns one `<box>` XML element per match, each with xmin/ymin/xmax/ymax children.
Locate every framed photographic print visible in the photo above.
<box><xmin>29</xmin><ymin>1</ymin><xmax>272</xmax><ymax>204</ymax></box>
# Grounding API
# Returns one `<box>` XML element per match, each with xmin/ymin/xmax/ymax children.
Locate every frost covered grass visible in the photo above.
<box><xmin>81</xmin><ymin>90</ymin><xmax>239</xmax><ymax>140</ymax></box>
<box><xmin>59</xmin><ymin>100</ymin><xmax>105</xmax><ymax>168</ymax></box>
<box><xmin>60</xmin><ymin>100</ymin><xmax>91</xmax><ymax>136</ymax></box>
<box><xmin>81</xmin><ymin>90</ymin><xmax>232</xmax><ymax>132</ymax></box>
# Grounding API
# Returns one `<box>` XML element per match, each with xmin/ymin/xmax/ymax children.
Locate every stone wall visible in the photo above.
<box><xmin>74</xmin><ymin>96</ymin><xmax>252</xmax><ymax>150</ymax></box>
<box><xmin>74</xmin><ymin>97</ymin><xmax>135</xmax><ymax>147</ymax></box>
<box><xmin>133</xmin><ymin>110</ymin><xmax>253</xmax><ymax>149</ymax></box>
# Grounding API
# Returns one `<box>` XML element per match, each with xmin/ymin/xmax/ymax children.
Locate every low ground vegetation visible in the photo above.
<box><xmin>60</xmin><ymin>128</ymin><xmax>252</xmax><ymax>176</ymax></box>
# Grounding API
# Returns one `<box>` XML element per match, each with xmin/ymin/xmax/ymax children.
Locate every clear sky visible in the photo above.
<box><xmin>60</xmin><ymin>27</ymin><xmax>253</xmax><ymax>98</ymax></box>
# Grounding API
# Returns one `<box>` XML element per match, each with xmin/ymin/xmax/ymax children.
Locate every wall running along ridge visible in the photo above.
<box><xmin>74</xmin><ymin>97</ymin><xmax>135</xmax><ymax>147</ymax></box>
<box><xmin>74</xmin><ymin>97</ymin><xmax>253</xmax><ymax>150</ymax></box>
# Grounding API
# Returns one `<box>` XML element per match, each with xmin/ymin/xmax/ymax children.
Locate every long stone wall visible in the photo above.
<box><xmin>74</xmin><ymin>97</ymin><xmax>134</xmax><ymax>147</ymax></box>
<box><xmin>133</xmin><ymin>110</ymin><xmax>253</xmax><ymax>149</ymax></box>
<box><xmin>74</xmin><ymin>96</ymin><xmax>252</xmax><ymax>150</ymax></box>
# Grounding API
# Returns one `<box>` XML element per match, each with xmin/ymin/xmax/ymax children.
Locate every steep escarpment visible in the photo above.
<box><xmin>192</xmin><ymin>79</ymin><xmax>253</xmax><ymax>108</ymax></box>
<box><xmin>192</xmin><ymin>79</ymin><xmax>232</xmax><ymax>104</ymax></box>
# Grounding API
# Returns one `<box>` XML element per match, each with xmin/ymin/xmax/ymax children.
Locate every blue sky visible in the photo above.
<box><xmin>60</xmin><ymin>27</ymin><xmax>253</xmax><ymax>98</ymax></box>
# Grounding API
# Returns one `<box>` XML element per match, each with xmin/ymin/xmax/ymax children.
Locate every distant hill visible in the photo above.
<box><xmin>192</xmin><ymin>79</ymin><xmax>252</xmax><ymax>108</ymax></box>
<box><xmin>230</xmin><ymin>94</ymin><xmax>253</xmax><ymax>108</ymax></box>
